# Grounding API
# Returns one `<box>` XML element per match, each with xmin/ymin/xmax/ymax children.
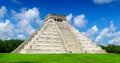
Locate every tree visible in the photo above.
<box><xmin>0</xmin><ymin>39</ymin><xmax>24</xmax><ymax>53</ymax></box>
<box><xmin>100</xmin><ymin>44</ymin><xmax>120</xmax><ymax>54</ymax></box>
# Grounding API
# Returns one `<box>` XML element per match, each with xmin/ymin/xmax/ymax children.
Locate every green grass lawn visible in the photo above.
<box><xmin>0</xmin><ymin>53</ymin><xmax>120</xmax><ymax>63</ymax></box>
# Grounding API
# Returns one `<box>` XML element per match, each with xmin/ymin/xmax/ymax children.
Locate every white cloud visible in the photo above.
<box><xmin>12</xmin><ymin>0</ymin><xmax>21</xmax><ymax>4</ymax></box>
<box><xmin>17</xmin><ymin>34</ymin><xmax>26</xmax><ymax>40</ymax></box>
<box><xmin>95</xmin><ymin>21</ymin><xmax>120</xmax><ymax>45</ymax></box>
<box><xmin>100</xmin><ymin>28</ymin><xmax>111</xmax><ymax>37</ymax></box>
<box><xmin>93</xmin><ymin>0</ymin><xmax>113</xmax><ymax>4</ymax></box>
<box><xmin>85</xmin><ymin>25</ymin><xmax>99</xmax><ymax>39</ymax></box>
<box><xmin>0</xmin><ymin>6</ymin><xmax>43</xmax><ymax>40</ymax></box>
<box><xmin>36</xmin><ymin>19</ymin><xmax>43</xmax><ymax>26</ymax></box>
<box><xmin>109</xmin><ymin>37</ymin><xmax>120</xmax><ymax>45</ymax></box>
<box><xmin>66</xmin><ymin>13</ymin><xmax>73</xmax><ymax>23</ymax></box>
<box><xmin>13</xmin><ymin>7</ymin><xmax>42</xmax><ymax>35</ymax></box>
<box><xmin>13</xmin><ymin>7</ymin><xmax>40</xmax><ymax>22</ymax></box>
<box><xmin>0</xmin><ymin>20</ymin><xmax>15</xmax><ymax>39</ymax></box>
<box><xmin>0</xmin><ymin>6</ymin><xmax>7</xmax><ymax>18</ymax></box>
<box><xmin>95</xmin><ymin>27</ymin><xmax>112</xmax><ymax>44</ymax></box>
<box><xmin>74</xmin><ymin>14</ymin><xmax>87</xmax><ymax>27</ymax></box>
<box><xmin>113</xmin><ymin>31</ymin><xmax>120</xmax><ymax>37</ymax></box>
<box><xmin>95</xmin><ymin>35</ymin><xmax>103</xmax><ymax>42</ymax></box>
<box><xmin>96</xmin><ymin>21</ymin><xmax>116</xmax><ymax>39</ymax></box>
<box><xmin>95</xmin><ymin>28</ymin><xmax>111</xmax><ymax>42</ymax></box>
<box><xmin>110</xmin><ymin>21</ymin><xmax>116</xmax><ymax>31</ymax></box>
<box><xmin>16</xmin><ymin>20</ymin><xmax>36</xmax><ymax>35</ymax></box>
<box><xmin>91</xmin><ymin>25</ymin><xmax>99</xmax><ymax>33</ymax></box>
<box><xmin>108</xmin><ymin>31</ymin><xmax>120</xmax><ymax>45</ymax></box>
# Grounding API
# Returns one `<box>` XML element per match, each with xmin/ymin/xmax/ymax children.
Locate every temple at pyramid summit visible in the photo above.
<box><xmin>13</xmin><ymin>14</ymin><xmax>106</xmax><ymax>54</ymax></box>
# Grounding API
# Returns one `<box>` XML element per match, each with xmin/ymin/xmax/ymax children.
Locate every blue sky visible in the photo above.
<box><xmin>0</xmin><ymin>0</ymin><xmax>120</xmax><ymax>45</ymax></box>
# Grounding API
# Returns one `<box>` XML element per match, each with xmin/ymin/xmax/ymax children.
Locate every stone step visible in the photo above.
<box><xmin>69</xmin><ymin>24</ymin><xmax>106</xmax><ymax>53</ymax></box>
<box><xmin>36</xmin><ymin>38</ymin><xmax>61</xmax><ymax>42</ymax></box>
<box><xmin>56</xmin><ymin>22</ymin><xmax>82</xmax><ymax>53</ymax></box>
<box><xmin>39</xmin><ymin>35</ymin><xmax>60</xmax><ymax>38</ymax></box>
<box><xmin>35</xmin><ymin>39</ymin><xmax>61</xmax><ymax>43</ymax></box>
<box><xmin>35</xmin><ymin>41</ymin><xmax>61</xmax><ymax>43</ymax></box>
<box><xmin>31</xmin><ymin>46</ymin><xmax>64</xmax><ymax>50</ymax></box>
<box><xmin>31</xmin><ymin>42</ymin><xmax>63</xmax><ymax>46</ymax></box>
<box><xmin>24</xmin><ymin>49</ymin><xmax>65</xmax><ymax>53</ymax></box>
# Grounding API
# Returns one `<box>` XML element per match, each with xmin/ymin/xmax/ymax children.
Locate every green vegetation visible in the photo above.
<box><xmin>100</xmin><ymin>44</ymin><xmax>120</xmax><ymax>54</ymax></box>
<box><xmin>0</xmin><ymin>54</ymin><xmax>120</xmax><ymax>63</ymax></box>
<box><xmin>0</xmin><ymin>39</ymin><xmax>24</xmax><ymax>53</ymax></box>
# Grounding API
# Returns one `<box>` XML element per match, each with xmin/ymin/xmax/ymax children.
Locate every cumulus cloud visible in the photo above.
<box><xmin>95</xmin><ymin>21</ymin><xmax>120</xmax><ymax>45</ymax></box>
<box><xmin>0</xmin><ymin>20</ymin><xmax>15</xmax><ymax>39</ymax></box>
<box><xmin>93</xmin><ymin>0</ymin><xmax>113</xmax><ymax>4</ymax></box>
<box><xmin>13</xmin><ymin>7</ymin><xmax>40</xmax><ymax>22</ymax></box>
<box><xmin>95</xmin><ymin>28</ymin><xmax>111</xmax><ymax>43</ymax></box>
<box><xmin>13</xmin><ymin>7</ymin><xmax>42</xmax><ymax>35</ymax></box>
<box><xmin>16</xmin><ymin>20</ymin><xmax>36</xmax><ymax>35</ymax></box>
<box><xmin>85</xmin><ymin>25</ymin><xmax>99</xmax><ymax>39</ymax></box>
<box><xmin>109</xmin><ymin>37</ymin><xmax>120</xmax><ymax>45</ymax></box>
<box><xmin>95</xmin><ymin>28</ymin><xmax>109</xmax><ymax>42</ymax></box>
<box><xmin>0</xmin><ymin>6</ymin><xmax>15</xmax><ymax>39</ymax></box>
<box><xmin>95</xmin><ymin>35</ymin><xmax>103</xmax><ymax>42</ymax></box>
<box><xmin>0</xmin><ymin>6</ymin><xmax>43</xmax><ymax>40</ymax></box>
<box><xmin>74</xmin><ymin>14</ymin><xmax>87</xmax><ymax>27</ymax></box>
<box><xmin>0</xmin><ymin>6</ymin><xmax>7</xmax><ymax>18</ymax></box>
<box><xmin>66</xmin><ymin>13</ymin><xmax>73</xmax><ymax>23</ymax></box>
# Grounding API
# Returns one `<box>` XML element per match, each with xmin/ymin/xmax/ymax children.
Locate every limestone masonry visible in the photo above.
<box><xmin>13</xmin><ymin>14</ymin><xmax>106</xmax><ymax>54</ymax></box>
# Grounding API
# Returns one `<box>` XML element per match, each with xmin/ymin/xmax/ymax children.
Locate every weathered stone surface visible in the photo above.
<box><xmin>13</xmin><ymin>14</ymin><xmax>106</xmax><ymax>54</ymax></box>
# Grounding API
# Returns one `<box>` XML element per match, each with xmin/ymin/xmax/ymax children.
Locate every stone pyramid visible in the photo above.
<box><xmin>13</xmin><ymin>14</ymin><xmax>106</xmax><ymax>54</ymax></box>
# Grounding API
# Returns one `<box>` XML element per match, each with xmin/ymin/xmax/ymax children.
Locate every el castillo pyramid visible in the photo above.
<box><xmin>13</xmin><ymin>14</ymin><xmax>106</xmax><ymax>54</ymax></box>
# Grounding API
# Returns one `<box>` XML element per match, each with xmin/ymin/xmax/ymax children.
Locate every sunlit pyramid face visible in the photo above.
<box><xmin>13</xmin><ymin>14</ymin><xmax>106</xmax><ymax>54</ymax></box>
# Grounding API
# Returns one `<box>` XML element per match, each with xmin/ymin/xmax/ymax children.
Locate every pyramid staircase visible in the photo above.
<box><xmin>13</xmin><ymin>14</ymin><xmax>106</xmax><ymax>54</ymax></box>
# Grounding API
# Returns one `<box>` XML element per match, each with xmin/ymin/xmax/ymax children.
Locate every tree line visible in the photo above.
<box><xmin>100</xmin><ymin>44</ymin><xmax>120</xmax><ymax>54</ymax></box>
<box><xmin>0</xmin><ymin>39</ymin><xmax>24</xmax><ymax>53</ymax></box>
<box><xmin>0</xmin><ymin>39</ymin><xmax>120</xmax><ymax>54</ymax></box>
